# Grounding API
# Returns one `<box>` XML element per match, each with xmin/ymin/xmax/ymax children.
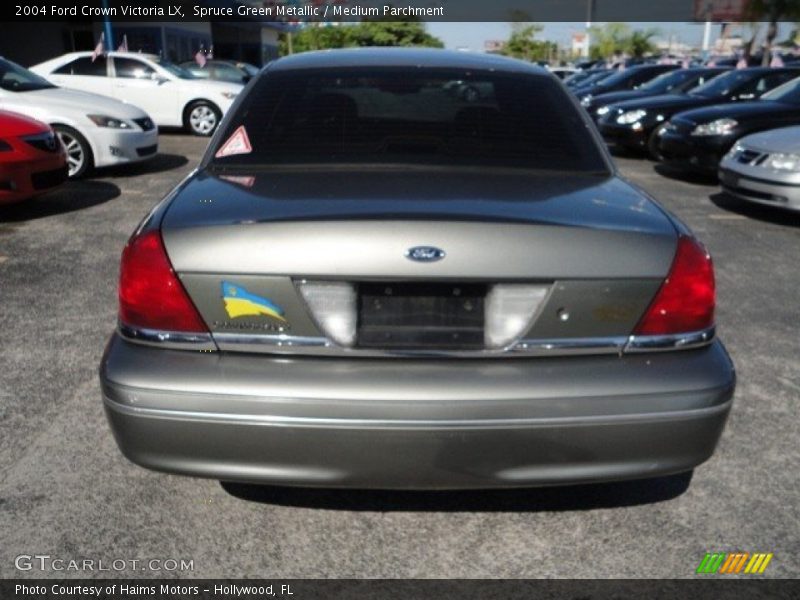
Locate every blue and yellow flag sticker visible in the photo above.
<box><xmin>221</xmin><ymin>281</ymin><xmax>286</xmax><ymax>321</ymax></box>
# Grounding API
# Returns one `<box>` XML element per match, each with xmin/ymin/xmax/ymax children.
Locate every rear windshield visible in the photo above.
<box><xmin>210</xmin><ymin>68</ymin><xmax>608</xmax><ymax>172</ymax></box>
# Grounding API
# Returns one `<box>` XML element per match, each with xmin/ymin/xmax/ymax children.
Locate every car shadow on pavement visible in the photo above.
<box><xmin>0</xmin><ymin>180</ymin><xmax>120</xmax><ymax>223</ymax></box>
<box><xmin>101</xmin><ymin>153</ymin><xmax>189</xmax><ymax>178</ymax></box>
<box><xmin>220</xmin><ymin>471</ymin><xmax>693</xmax><ymax>512</ymax></box>
<box><xmin>653</xmin><ymin>163</ymin><xmax>719</xmax><ymax>187</ymax></box>
<box><xmin>710</xmin><ymin>192</ymin><xmax>800</xmax><ymax>228</ymax></box>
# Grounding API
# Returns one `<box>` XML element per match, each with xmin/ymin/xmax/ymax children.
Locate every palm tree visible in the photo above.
<box><xmin>746</xmin><ymin>0</ymin><xmax>800</xmax><ymax>64</ymax></box>
<box><xmin>626</xmin><ymin>29</ymin><xmax>660</xmax><ymax>58</ymax></box>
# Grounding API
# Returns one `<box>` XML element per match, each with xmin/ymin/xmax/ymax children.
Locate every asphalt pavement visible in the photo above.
<box><xmin>0</xmin><ymin>135</ymin><xmax>798</xmax><ymax>579</ymax></box>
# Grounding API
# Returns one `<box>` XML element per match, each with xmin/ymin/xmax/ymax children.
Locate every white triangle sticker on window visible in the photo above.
<box><xmin>215</xmin><ymin>125</ymin><xmax>252</xmax><ymax>158</ymax></box>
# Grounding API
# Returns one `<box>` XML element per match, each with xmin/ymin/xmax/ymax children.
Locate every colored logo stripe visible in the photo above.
<box><xmin>744</xmin><ymin>553</ymin><xmax>773</xmax><ymax>574</ymax></box>
<box><xmin>696</xmin><ymin>552</ymin><xmax>773</xmax><ymax>574</ymax></box>
<box><xmin>697</xmin><ymin>553</ymin><xmax>726</xmax><ymax>574</ymax></box>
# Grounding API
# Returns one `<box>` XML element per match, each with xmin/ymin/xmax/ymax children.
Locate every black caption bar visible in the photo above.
<box><xmin>2</xmin><ymin>580</ymin><xmax>799</xmax><ymax>600</ymax></box>
<box><xmin>2</xmin><ymin>0</ymin><xmax>704</xmax><ymax>23</ymax></box>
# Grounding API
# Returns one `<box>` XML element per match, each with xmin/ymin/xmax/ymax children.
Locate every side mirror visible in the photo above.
<box><xmin>242</xmin><ymin>75</ymin><xmax>251</xmax><ymax>84</ymax></box>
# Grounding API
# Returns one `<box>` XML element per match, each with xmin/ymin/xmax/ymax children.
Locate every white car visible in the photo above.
<box><xmin>0</xmin><ymin>56</ymin><xmax>158</xmax><ymax>178</ymax></box>
<box><xmin>31</xmin><ymin>52</ymin><xmax>243</xmax><ymax>136</ymax></box>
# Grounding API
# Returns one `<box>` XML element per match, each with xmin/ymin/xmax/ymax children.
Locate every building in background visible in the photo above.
<box><xmin>0</xmin><ymin>1</ymin><xmax>282</xmax><ymax>67</ymax></box>
<box><xmin>572</xmin><ymin>32</ymin><xmax>589</xmax><ymax>57</ymax></box>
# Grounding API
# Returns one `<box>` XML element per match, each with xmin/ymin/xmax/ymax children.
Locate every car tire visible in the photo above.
<box><xmin>184</xmin><ymin>101</ymin><xmax>222</xmax><ymax>136</ymax></box>
<box><xmin>647</xmin><ymin>125</ymin><xmax>668</xmax><ymax>161</ymax></box>
<box><xmin>54</xmin><ymin>125</ymin><xmax>93</xmax><ymax>179</ymax></box>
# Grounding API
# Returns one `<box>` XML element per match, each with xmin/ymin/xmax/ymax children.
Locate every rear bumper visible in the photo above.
<box><xmin>100</xmin><ymin>334</ymin><xmax>735</xmax><ymax>489</ymax></box>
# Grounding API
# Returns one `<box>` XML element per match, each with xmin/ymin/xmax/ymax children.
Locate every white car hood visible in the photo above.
<box><xmin>8</xmin><ymin>87</ymin><xmax>149</xmax><ymax>119</ymax></box>
<box><xmin>740</xmin><ymin>126</ymin><xmax>800</xmax><ymax>154</ymax></box>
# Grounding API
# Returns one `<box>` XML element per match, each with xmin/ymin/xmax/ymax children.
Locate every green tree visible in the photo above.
<box><xmin>746</xmin><ymin>0</ymin><xmax>800</xmax><ymax>64</ymax></box>
<box><xmin>280</xmin><ymin>21</ymin><xmax>443</xmax><ymax>56</ymax></box>
<box><xmin>499</xmin><ymin>23</ymin><xmax>556</xmax><ymax>62</ymax></box>
<box><xmin>588</xmin><ymin>22</ymin><xmax>630</xmax><ymax>59</ymax></box>
<box><xmin>625</xmin><ymin>28</ymin><xmax>660</xmax><ymax>57</ymax></box>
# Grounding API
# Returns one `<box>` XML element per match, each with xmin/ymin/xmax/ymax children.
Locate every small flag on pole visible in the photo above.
<box><xmin>117</xmin><ymin>35</ymin><xmax>128</xmax><ymax>53</ymax></box>
<box><xmin>91</xmin><ymin>33</ymin><xmax>105</xmax><ymax>63</ymax></box>
<box><xmin>195</xmin><ymin>47</ymin><xmax>207</xmax><ymax>67</ymax></box>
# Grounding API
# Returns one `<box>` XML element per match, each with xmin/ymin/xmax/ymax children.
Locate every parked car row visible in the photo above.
<box><xmin>0</xmin><ymin>51</ymin><xmax>252</xmax><ymax>202</ymax></box>
<box><xmin>570</xmin><ymin>64</ymin><xmax>800</xmax><ymax>213</ymax></box>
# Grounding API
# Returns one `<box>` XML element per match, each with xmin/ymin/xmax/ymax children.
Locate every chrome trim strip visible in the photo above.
<box><xmin>624</xmin><ymin>327</ymin><xmax>715</xmax><ymax>353</ymax></box>
<box><xmin>119</xmin><ymin>324</ymin><xmax>715</xmax><ymax>357</ymax></box>
<box><xmin>118</xmin><ymin>323</ymin><xmax>217</xmax><ymax>352</ymax></box>
<box><xmin>213</xmin><ymin>332</ymin><xmax>629</xmax><ymax>357</ymax></box>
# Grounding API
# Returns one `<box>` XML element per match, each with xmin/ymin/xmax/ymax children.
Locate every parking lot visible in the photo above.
<box><xmin>0</xmin><ymin>133</ymin><xmax>798</xmax><ymax>579</ymax></box>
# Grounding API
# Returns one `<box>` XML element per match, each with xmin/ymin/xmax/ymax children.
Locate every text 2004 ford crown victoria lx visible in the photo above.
<box><xmin>100</xmin><ymin>49</ymin><xmax>735</xmax><ymax>489</ymax></box>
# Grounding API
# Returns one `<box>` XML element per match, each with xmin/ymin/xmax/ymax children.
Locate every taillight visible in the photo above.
<box><xmin>633</xmin><ymin>236</ymin><xmax>715</xmax><ymax>336</ymax></box>
<box><xmin>119</xmin><ymin>229</ymin><xmax>208</xmax><ymax>333</ymax></box>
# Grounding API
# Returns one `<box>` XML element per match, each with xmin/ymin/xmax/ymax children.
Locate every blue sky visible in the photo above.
<box><xmin>426</xmin><ymin>22</ymin><xmax>795</xmax><ymax>53</ymax></box>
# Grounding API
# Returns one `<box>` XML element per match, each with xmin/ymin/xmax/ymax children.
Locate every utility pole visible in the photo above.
<box><xmin>585</xmin><ymin>0</ymin><xmax>594</xmax><ymax>58</ymax></box>
<box><xmin>702</xmin><ymin>20</ymin><xmax>712</xmax><ymax>55</ymax></box>
<box><xmin>101</xmin><ymin>0</ymin><xmax>114</xmax><ymax>50</ymax></box>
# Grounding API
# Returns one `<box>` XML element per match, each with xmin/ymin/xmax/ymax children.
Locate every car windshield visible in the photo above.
<box><xmin>761</xmin><ymin>76</ymin><xmax>800</xmax><ymax>105</ymax></box>
<box><xmin>0</xmin><ymin>58</ymin><xmax>56</xmax><ymax>92</ymax></box>
<box><xmin>210</xmin><ymin>68</ymin><xmax>609</xmax><ymax>173</ymax></box>
<box><xmin>155</xmin><ymin>59</ymin><xmax>196</xmax><ymax>79</ymax></box>
<box><xmin>596</xmin><ymin>68</ymin><xmax>641</xmax><ymax>87</ymax></box>
<box><xmin>690</xmin><ymin>70</ymin><xmax>753</xmax><ymax>98</ymax></box>
<box><xmin>638</xmin><ymin>70</ymin><xmax>694</xmax><ymax>93</ymax></box>
<box><xmin>576</xmin><ymin>71</ymin><xmax>613</xmax><ymax>87</ymax></box>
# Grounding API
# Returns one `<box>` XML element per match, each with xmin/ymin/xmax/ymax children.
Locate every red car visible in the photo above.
<box><xmin>0</xmin><ymin>110</ymin><xmax>67</xmax><ymax>205</ymax></box>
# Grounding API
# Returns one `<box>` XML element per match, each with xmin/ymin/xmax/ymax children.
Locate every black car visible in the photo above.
<box><xmin>597</xmin><ymin>67</ymin><xmax>800</xmax><ymax>157</ymax></box>
<box><xmin>564</xmin><ymin>68</ymin><xmax>613</xmax><ymax>89</ymax></box>
<box><xmin>179</xmin><ymin>59</ymin><xmax>260</xmax><ymax>84</ymax></box>
<box><xmin>586</xmin><ymin>68</ymin><xmax>730</xmax><ymax>122</ymax></box>
<box><xmin>658</xmin><ymin>75</ymin><xmax>800</xmax><ymax>173</ymax></box>
<box><xmin>573</xmin><ymin>64</ymin><xmax>680</xmax><ymax>107</ymax></box>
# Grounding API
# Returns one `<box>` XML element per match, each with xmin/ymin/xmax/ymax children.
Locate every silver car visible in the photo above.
<box><xmin>719</xmin><ymin>126</ymin><xmax>800</xmax><ymax>212</ymax></box>
<box><xmin>100</xmin><ymin>49</ymin><xmax>735</xmax><ymax>489</ymax></box>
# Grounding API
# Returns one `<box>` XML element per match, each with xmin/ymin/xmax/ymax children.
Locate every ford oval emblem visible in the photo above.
<box><xmin>406</xmin><ymin>246</ymin><xmax>446</xmax><ymax>263</ymax></box>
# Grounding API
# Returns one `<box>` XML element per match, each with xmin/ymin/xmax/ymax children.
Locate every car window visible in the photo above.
<box><xmin>114</xmin><ymin>57</ymin><xmax>156</xmax><ymax>79</ymax></box>
<box><xmin>631</xmin><ymin>69</ymin><xmax>662</xmax><ymax>86</ymax></box>
<box><xmin>53</xmin><ymin>56</ymin><xmax>108</xmax><ymax>77</ymax></box>
<box><xmin>213</xmin><ymin>63</ymin><xmax>245</xmax><ymax>82</ymax></box>
<box><xmin>0</xmin><ymin>58</ymin><xmax>56</xmax><ymax>91</ymax></box>
<box><xmin>691</xmin><ymin>70</ymin><xmax>755</xmax><ymax>98</ymax></box>
<box><xmin>762</xmin><ymin>75</ymin><xmax>800</xmax><ymax>105</ymax></box>
<box><xmin>211</xmin><ymin>68</ymin><xmax>609</xmax><ymax>173</ymax></box>
<box><xmin>639</xmin><ymin>70</ymin><xmax>691</xmax><ymax>93</ymax></box>
<box><xmin>186</xmin><ymin>66</ymin><xmax>210</xmax><ymax>79</ymax></box>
